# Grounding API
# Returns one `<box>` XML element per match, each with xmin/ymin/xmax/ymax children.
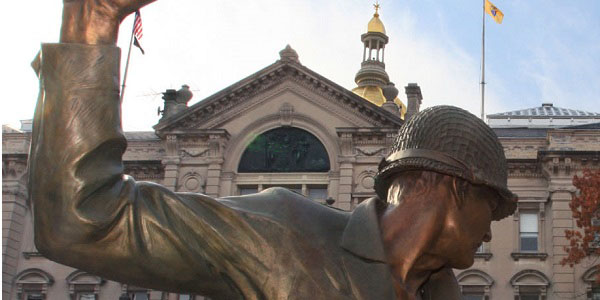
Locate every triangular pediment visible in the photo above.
<box><xmin>154</xmin><ymin>58</ymin><xmax>403</xmax><ymax>136</ymax></box>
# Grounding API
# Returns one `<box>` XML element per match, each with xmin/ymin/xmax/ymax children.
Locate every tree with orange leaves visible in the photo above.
<box><xmin>562</xmin><ymin>169</ymin><xmax>600</xmax><ymax>281</ymax></box>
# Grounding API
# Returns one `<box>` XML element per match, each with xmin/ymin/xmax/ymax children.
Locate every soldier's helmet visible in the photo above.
<box><xmin>374</xmin><ymin>105</ymin><xmax>517</xmax><ymax>220</ymax></box>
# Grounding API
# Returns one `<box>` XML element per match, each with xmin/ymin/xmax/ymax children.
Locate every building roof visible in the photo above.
<box><xmin>559</xmin><ymin>122</ymin><xmax>600</xmax><ymax>130</ymax></box>
<box><xmin>2</xmin><ymin>124</ymin><xmax>22</xmax><ymax>133</ymax></box>
<box><xmin>493</xmin><ymin>127</ymin><xmax>548</xmax><ymax>138</ymax></box>
<box><xmin>124</xmin><ymin>131</ymin><xmax>160</xmax><ymax>140</ymax></box>
<box><xmin>488</xmin><ymin>103</ymin><xmax>599</xmax><ymax>118</ymax></box>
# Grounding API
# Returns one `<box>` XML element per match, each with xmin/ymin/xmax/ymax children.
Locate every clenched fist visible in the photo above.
<box><xmin>60</xmin><ymin>0</ymin><xmax>156</xmax><ymax>45</ymax></box>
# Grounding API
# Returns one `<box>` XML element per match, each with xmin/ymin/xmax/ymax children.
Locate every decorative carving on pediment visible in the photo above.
<box><xmin>356</xmin><ymin>170</ymin><xmax>377</xmax><ymax>191</ymax></box>
<box><xmin>279</xmin><ymin>103</ymin><xmax>294</xmax><ymax>126</ymax></box>
<box><xmin>209</xmin><ymin>134</ymin><xmax>227</xmax><ymax>157</ymax></box>
<box><xmin>165</xmin><ymin>135</ymin><xmax>178</xmax><ymax>156</ymax></box>
<box><xmin>179</xmin><ymin>172</ymin><xmax>205</xmax><ymax>193</ymax></box>
<box><xmin>507</xmin><ymin>160</ymin><xmax>542</xmax><ymax>178</ymax></box>
<box><xmin>2</xmin><ymin>155</ymin><xmax>28</xmax><ymax>180</ymax></box>
<box><xmin>180</xmin><ymin>149</ymin><xmax>210</xmax><ymax>158</ymax></box>
<box><xmin>355</xmin><ymin>147</ymin><xmax>386</xmax><ymax>156</ymax></box>
<box><xmin>541</xmin><ymin>155</ymin><xmax>600</xmax><ymax>179</ymax></box>
<box><xmin>340</xmin><ymin>133</ymin><xmax>354</xmax><ymax>156</ymax></box>
<box><xmin>124</xmin><ymin>161</ymin><xmax>164</xmax><ymax>181</ymax></box>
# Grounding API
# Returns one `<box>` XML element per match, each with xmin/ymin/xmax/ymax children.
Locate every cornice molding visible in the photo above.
<box><xmin>154</xmin><ymin>62</ymin><xmax>403</xmax><ymax>134</ymax></box>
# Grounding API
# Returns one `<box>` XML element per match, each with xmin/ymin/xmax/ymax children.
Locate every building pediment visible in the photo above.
<box><xmin>153</xmin><ymin>55</ymin><xmax>403</xmax><ymax>137</ymax></box>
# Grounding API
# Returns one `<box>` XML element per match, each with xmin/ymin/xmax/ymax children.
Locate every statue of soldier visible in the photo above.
<box><xmin>29</xmin><ymin>0</ymin><xmax>517</xmax><ymax>299</ymax></box>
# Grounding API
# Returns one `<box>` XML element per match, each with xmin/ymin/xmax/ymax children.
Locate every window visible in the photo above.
<box><xmin>77</xmin><ymin>293</ymin><xmax>96</xmax><ymax>300</ymax></box>
<box><xmin>456</xmin><ymin>269</ymin><xmax>493</xmax><ymax>300</ymax></box>
<box><xmin>520</xmin><ymin>212</ymin><xmax>538</xmax><ymax>252</ymax></box>
<box><xmin>121</xmin><ymin>285</ymin><xmax>150</xmax><ymax>300</ymax></box>
<box><xmin>129</xmin><ymin>291</ymin><xmax>149</xmax><ymax>300</ymax></box>
<box><xmin>510</xmin><ymin>269</ymin><xmax>549</xmax><ymax>300</ymax></box>
<box><xmin>463</xmin><ymin>294</ymin><xmax>484</xmax><ymax>300</ymax></box>
<box><xmin>15</xmin><ymin>268</ymin><xmax>54</xmax><ymax>300</ymax></box>
<box><xmin>238</xmin><ymin>127</ymin><xmax>330</xmax><ymax>173</ymax></box>
<box><xmin>476</xmin><ymin>244</ymin><xmax>485</xmax><ymax>253</ymax></box>
<box><xmin>239</xmin><ymin>186</ymin><xmax>258</xmax><ymax>195</ymax></box>
<box><xmin>179</xmin><ymin>295</ymin><xmax>194</xmax><ymax>300</ymax></box>
<box><xmin>512</xmin><ymin>202</ymin><xmax>548</xmax><ymax>261</ymax></box>
<box><xmin>592</xmin><ymin>287</ymin><xmax>600</xmax><ymax>300</ymax></box>
<box><xmin>25</xmin><ymin>293</ymin><xmax>44</xmax><ymax>300</ymax></box>
<box><xmin>519</xmin><ymin>292</ymin><xmax>541</xmax><ymax>300</ymax></box>
<box><xmin>66</xmin><ymin>270</ymin><xmax>103</xmax><ymax>300</ymax></box>
<box><xmin>307</xmin><ymin>186</ymin><xmax>328</xmax><ymax>201</ymax></box>
<box><xmin>582</xmin><ymin>265</ymin><xmax>600</xmax><ymax>300</ymax></box>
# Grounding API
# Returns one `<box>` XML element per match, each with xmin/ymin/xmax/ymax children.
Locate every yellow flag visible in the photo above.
<box><xmin>485</xmin><ymin>0</ymin><xmax>504</xmax><ymax>24</ymax></box>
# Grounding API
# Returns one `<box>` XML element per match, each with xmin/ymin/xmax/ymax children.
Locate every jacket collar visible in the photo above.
<box><xmin>340</xmin><ymin>197</ymin><xmax>387</xmax><ymax>263</ymax></box>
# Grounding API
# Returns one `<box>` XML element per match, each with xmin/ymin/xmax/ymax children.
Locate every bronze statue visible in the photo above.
<box><xmin>29</xmin><ymin>1</ymin><xmax>517</xmax><ymax>299</ymax></box>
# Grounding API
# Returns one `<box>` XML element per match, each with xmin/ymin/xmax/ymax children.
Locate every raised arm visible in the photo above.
<box><xmin>29</xmin><ymin>2</ymin><xmax>267</xmax><ymax>297</ymax></box>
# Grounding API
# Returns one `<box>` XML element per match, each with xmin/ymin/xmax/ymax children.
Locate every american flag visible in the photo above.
<box><xmin>133</xmin><ymin>10</ymin><xmax>145</xmax><ymax>54</ymax></box>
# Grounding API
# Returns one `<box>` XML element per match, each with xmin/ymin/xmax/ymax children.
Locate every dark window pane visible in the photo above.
<box><xmin>520</xmin><ymin>235</ymin><xmax>538</xmax><ymax>251</ymax></box>
<box><xmin>131</xmin><ymin>292</ymin><xmax>148</xmax><ymax>300</ymax></box>
<box><xmin>78</xmin><ymin>293</ymin><xmax>96</xmax><ymax>300</ymax></box>
<box><xmin>476</xmin><ymin>244</ymin><xmax>485</xmax><ymax>253</ymax></box>
<box><xmin>238</xmin><ymin>127</ymin><xmax>330</xmax><ymax>173</ymax></box>
<box><xmin>520</xmin><ymin>294</ymin><xmax>539</xmax><ymax>300</ymax></box>
<box><xmin>263</xmin><ymin>185</ymin><xmax>302</xmax><ymax>194</ymax></box>
<box><xmin>463</xmin><ymin>295</ymin><xmax>484</xmax><ymax>300</ymax></box>
<box><xmin>239</xmin><ymin>187</ymin><xmax>258</xmax><ymax>195</ymax></box>
<box><xmin>593</xmin><ymin>286</ymin><xmax>600</xmax><ymax>300</ymax></box>
<box><xmin>26</xmin><ymin>293</ymin><xmax>43</xmax><ymax>300</ymax></box>
<box><xmin>308</xmin><ymin>187</ymin><xmax>328</xmax><ymax>201</ymax></box>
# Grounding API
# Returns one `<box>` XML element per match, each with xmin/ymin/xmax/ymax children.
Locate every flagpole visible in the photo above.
<box><xmin>480</xmin><ymin>0</ymin><xmax>486</xmax><ymax>120</ymax></box>
<box><xmin>120</xmin><ymin>16</ymin><xmax>136</xmax><ymax>102</ymax></box>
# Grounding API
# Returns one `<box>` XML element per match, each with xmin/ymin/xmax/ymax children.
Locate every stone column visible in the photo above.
<box><xmin>337</xmin><ymin>132</ymin><xmax>355</xmax><ymax>210</ymax></box>
<box><xmin>338</xmin><ymin>161</ymin><xmax>354</xmax><ymax>211</ymax></box>
<box><xmin>2</xmin><ymin>157</ymin><xmax>28</xmax><ymax>300</ymax></box>
<box><xmin>547</xmin><ymin>155</ymin><xmax>577</xmax><ymax>298</ymax></box>
<box><xmin>204</xmin><ymin>134</ymin><xmax>227</xmax><ymax>197</ymax></box>
<box><xmin>205</xmin><ymin>161</ymin><xmax>224</xmax><ymax>197</ymax></box>
<box><xmin>219</xmin><ymin>172</ymin><xmax>235</xmax><ymax>197</ymax></box>
<box><xmin>550</xmin><ymin>186</ymin><xmax>576</xmax><ymax>298</ymax></box>
<box><xmin>161</xmin><ymin>134</ymin><xmax>180</xmax><ymax>191</ymax></box>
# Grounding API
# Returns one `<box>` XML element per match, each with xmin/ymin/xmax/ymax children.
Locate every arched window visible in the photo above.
<box><xmin>583</xmin><ymin>265</ymin><xmax>600</xmax><ymax>300</ymax></box>
<box><xmin>14</xmin><ymin>268</ymin><xmax>54</xmax><ymax>300</ymax></box>
<box><xmin>510</xmin><ymin>269</ymin><xmax>551</xmax><ymax>300</ymax></box>
<box><xmin>66</xmin><ymin>270</ymin><xmax>105</xmax><ymax>300</ymax></box>
<box><xmin>238</xmin><ymin>127</ymin><xmax>330</xmax><ymax>173</ymax></box>
<box><xmin>120</xmin><ymin>284</ymin><xmax>150</xmax><ymax>300</ymax></box>
<box><xmin>456</xmin><ymin>269</ymin><xmax>494</xmax><ymax>300</ymax></box>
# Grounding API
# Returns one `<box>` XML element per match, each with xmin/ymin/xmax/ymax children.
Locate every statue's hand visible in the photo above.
<box><xmin>60</xmin><ymin>0</ymin><xmax>156</xmax><ymax>45</ymax></box>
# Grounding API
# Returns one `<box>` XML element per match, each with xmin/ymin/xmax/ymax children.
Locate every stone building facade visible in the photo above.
<box><xmin>459</xmin><ymin>104</ymin><xmax>600</xmax><ymax>300</ymax></box>
<box><xmin>3</xmin><ymin>7</ymin><xmax>600</xmax><ymax>300</ymax></box>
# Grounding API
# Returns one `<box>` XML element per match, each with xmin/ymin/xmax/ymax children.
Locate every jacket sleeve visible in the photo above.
<box><xmin>28</xmin><ymin>43</ymin><xmax>269</xmax><ymax>298</ymax></box>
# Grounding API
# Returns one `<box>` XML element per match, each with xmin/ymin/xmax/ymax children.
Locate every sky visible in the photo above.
<box><xmin>1</xmin><ymin>0</ymin><xmax>599</xmax><ymax>131</ymax></box>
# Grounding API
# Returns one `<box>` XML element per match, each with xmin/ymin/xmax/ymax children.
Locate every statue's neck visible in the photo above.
<box><xmin>379</xmin><ymin>200</ymin><xmax>446</xmax><ymax>298</ymax></box>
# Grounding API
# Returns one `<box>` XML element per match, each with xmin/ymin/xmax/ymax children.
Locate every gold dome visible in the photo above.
<box><xmin>352</xmin><ymin>86</ymin><xmax>406</xmax><ymax>119</ymax></box>
<box><xmin>367</xmin><ymin>4</ymin><xmax>386</xmax><ymax>34</ymax></box>
<box><xmin>367</xmin><ymin>15</ymin><xmax>386</xmax><ymax>34</ymax></box>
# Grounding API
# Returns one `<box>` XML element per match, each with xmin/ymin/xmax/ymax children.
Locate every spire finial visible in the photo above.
<box><xmin>373</xmin><ymin>2</ymin><xmax>380</xmax><ymax>17</ymax></box>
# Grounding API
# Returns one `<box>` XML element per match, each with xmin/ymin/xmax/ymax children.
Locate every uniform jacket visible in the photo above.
<box><xmin>29</xmin><ymin>43</ymin><xmax>461</xmax><ymax>300</ymax></box>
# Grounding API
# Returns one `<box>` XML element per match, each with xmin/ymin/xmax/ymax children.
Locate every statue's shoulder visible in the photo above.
<box><xmin>221</xmin><ymin>187</ymin><xmax>350</xmax><ymax>224</ymax></box>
